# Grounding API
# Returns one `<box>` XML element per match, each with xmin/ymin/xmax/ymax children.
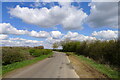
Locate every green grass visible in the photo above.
<box><xmin>0</xmin><ymin>66</ymin><xmax>2</xmax><ymax>78</ymax></box>
<box><xmin>2</xmin><ymin>52</ymin><xmax>53</xmax><ymax>75</ymax></box>
<box><xmin>75</xmin><ymin>55</ymin><xmax>119</xmax><ymax>78</ymax></box>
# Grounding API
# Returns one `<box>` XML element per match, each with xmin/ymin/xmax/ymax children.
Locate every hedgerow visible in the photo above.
<box><xmin>61</xmin><ymin>40</ymin><xmax>120</xmax><ymax>68</ymax></box>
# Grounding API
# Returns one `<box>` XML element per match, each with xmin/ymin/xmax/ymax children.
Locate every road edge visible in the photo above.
<box><xmin>66</xmin><ymin>56</ymin><xmax>80</xmax><ymax>78</ymax></box>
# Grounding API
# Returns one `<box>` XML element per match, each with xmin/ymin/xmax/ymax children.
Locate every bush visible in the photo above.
<box><xmin>2</xmin><ymin>48</ymin><xmax>26</xmax><ymax>65</ymax></box>
<box><xmin>29</xmin><ymin>49</ymin><xmax>35</xmax><ymax>55</ymax></box>
<box><xmin>29</xmin><ymin>49</ymin><xmax>52</xmax><ymax>57</ymax></box>
<box><xmin>61</xmin><ymin>40</ymin><xmax>120</xmax><ymax>68</ymax></box>
<box><xmin>76</xmin><ymin>41</ymin><xmax>88</xmax><ymax>56</ymax></box>
<box><xmin>2</xmin><ymin>47</ymin><xmax>52</xmax><ymax>65</ymax></box>
<box><xmin>62</xmin><ymin>41</ymin><xmax>80</xmax><ymax>52</ymax></box>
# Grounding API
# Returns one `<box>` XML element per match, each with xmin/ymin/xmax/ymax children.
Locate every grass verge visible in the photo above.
<box><xmin>65</xmin><ymin>52</ymin><xmax>119</xmax><ymax>78</ymax></box>
<box><xmin>75</xmin><ymin>55</ymin><xmax>119</xmax><ymax>78</ymax></box>
<box><xmin>2</xmin><ymin>52</ymin><xmax>53</xmax><ymax>75</ymax></box>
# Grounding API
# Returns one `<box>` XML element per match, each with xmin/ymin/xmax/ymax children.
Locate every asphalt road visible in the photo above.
<box><xmin>4</xmin><ymin>52</ymin><xmax>79</xmax><ymax>78</ymax></box>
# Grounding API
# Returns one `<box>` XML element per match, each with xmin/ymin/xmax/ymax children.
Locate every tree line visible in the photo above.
<box><xmin>53</xmin><ymin>39</ymin><xmax>120</xmax><ymax>68</ymax></box>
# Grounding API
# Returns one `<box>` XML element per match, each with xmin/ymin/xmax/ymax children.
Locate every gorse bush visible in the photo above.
<box><xmin>2</xmin><ymin>47</ymin><xmax>27</xmax><ymax>65</ymax></box>
<box><xmin>29</xmin><ymin>49</ymin><xmax>52</xmax><ymax>57</ymax></box>
<box><xmin>61</xmin><ymin>40</ymin><xmax>120</xmax><ymax>68</ymax></box>
<box><xmin>2</xmin><ymin>47</ymin><xmax>52</xmax><ymax>65</ymax></box>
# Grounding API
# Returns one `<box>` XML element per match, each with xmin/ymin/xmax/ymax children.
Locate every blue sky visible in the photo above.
<box><xmin>0</xmin><ymin>1</ymin><xmax>118</xmax><ymax>48</ymax></box>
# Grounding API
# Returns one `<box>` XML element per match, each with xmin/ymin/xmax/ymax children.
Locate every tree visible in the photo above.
<box><xmin>52</xmin><ymin>43</ymin><xmax>59</xmax><ymax>50</ymax></box>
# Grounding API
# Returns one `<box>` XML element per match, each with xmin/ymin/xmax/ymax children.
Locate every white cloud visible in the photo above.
<box><xmin>50</xmin><ymin>31</ymin><xmax>63</xmax><ymax>39</ymax></box>
<box><xmin>0</xmin><ymin>23</ymin><xmax>50</xmax><ymax>38</ymax></box>
<box><xmin>46</xmin><ymin>31</ymin><xmax>96</xmax><ymax>44</ymax></box>
<box><xmin>71</xmin><ymin>35</ymin><xmax>96</xmax><ymax>41</ymax></box>
<box><xmin>91</xmin><ymin>0</ymin><xmax>119</xmax><ymax>2</ymax></box>
<box><xmin>40</xmin><ymin>0</ymin><xmax>120</xmax><ymax>2</ymax></box>
<box><xmin>0</xmin><ymin>23</ymin><xmax>28</xmax><ymax>35</ymax></box>
<box><xmin>1</xmin><ymin>30</ymin><xmax>118</xmax><ymax>48</ymax></box>
<box><xmin>87</xmin><ymin>2</ymin><xmax>118</xmax><ymax>28</ymax></box>
<box><xmin>92</xmin><ymin>30</ymin><xmax>118</xmax><ymax>40</ymax></box>
<box><xmin>63</xmin><ymin>31</ymin><xmax>79</xmax><ymax>39</ymax></box>
<box><xmin>5</xmin><ymin>37</ymin><xmax>58</xmax><ymax>49</ymax></box>
<box><xmin>0</xmin><ymin>36</ymin><xmax>54</xmax><ymax>48</ymax></box>
<box><xmin>29</xmin><ymin>30</ymin><xmax>50</xmax><ymax>38</ymax></box>
<box><xmin>1</xmin><ymin>37</ymin><xmax>43</xmax><ymax>47</ymax></box>
<box><xmin>0</xmin><ymin>34</ymin><xmax>8</xmax><ymax>40</ymax></box>
<box><xmin>45</xmin><ymin>37</ymin><xmax>61</xmax><ymax>44</ymax></box>
<box><xmin>62</xmin><ymin>31</ymin><xmax>96</xmax><ymax>41</ymax></box>
<box><xmin>9</xmin><ymin>4</ymin><xmax>87</xmax><ymax>30</ymax></box>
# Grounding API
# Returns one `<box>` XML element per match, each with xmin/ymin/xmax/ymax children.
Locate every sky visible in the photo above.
<box><xmin>0</xmin><ymin>0</ymin><xmax>119</xmax><ymax>49</ymax></box>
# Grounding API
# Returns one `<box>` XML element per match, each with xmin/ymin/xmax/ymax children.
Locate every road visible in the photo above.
<box><xmin>4</xmin><ymin>52</ymin><xmax>79</xmax><ymax>78</ymax></box>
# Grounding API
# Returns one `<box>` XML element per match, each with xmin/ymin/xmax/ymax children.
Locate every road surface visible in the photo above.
<box><xmin>4</xmin><ymin>52</ymin><xmax>79</xmax><ymax>78</ymax></box>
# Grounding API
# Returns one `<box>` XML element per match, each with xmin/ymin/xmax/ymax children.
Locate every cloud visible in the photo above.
<box><xmin>9</xmin><ymin>4</ymin><xmax>87</xmax><ymax>30</ymax></box>
<box><xmin>63</xmin><ymin>31</ymin><xmax>79</xmax><ymax>39</ymax></box>
<box><xmin>46</xmin><ymin>31</ymin><xmax>96</xmax><ymax>44</ymax></box>
<box><xmin>0</xmin><ymin>36</ymin><xmax>56</xmax><ymax>49</ymax></box>
<box><xmin>0</xmin><ymin>23</ymin><xmax>50</xmax><ymax>38</ymax></box>
<box><xmin>87</xmin><ymin>2</ymin><xmax>118</xmax><ymax>28</ymax></box>
<box><xmin>62</xmin><ymin>31</ymin><xmax>96</xmax><ymax>41</ymax></box>
<box><xmin>91</xmin><ymin>0</ymin><xmax>119</xmax><ymax>2</ymax></box>
<box><xmin>46</xmin><ymin>30</ymin><xmax>118</xmax><ymax>45</ymax></box>
<box><xmin>50</xmin><ymin>31</ymin><xmax>63</xmax><ymax>39</ymax></box>
<box><xmin>0</xmin><ymin>34</ymin><xmax>8</xmax><ymax>40</ymax></box>
<box><xmin>92</xmin><ymin>30</ymin><xmax>118</xmax><ymax>40</ymax></box>
<box><xmin>45</xmin><ymin>37</ymin><xmax>61</xmax><ymax>44</ymax></box>
<box><xmin>0</xmin><ymin>23</ymin><xmax>28</xmax><ymax>35</ymax></box>
<box><xmin>71</xmin><ymin>35</ymin><xmax>96</xmax><ymax>41</ymax></box>
<box><xmin>1</xmin><ymin>37</ymin><xmax>43</xmax><ymax>47</ymax></box>
<box><xmin>0</xmin><ymin>35</ymin><xmax>53</xmax><ymax>48</ymax></box>
<box><xmin>1</xmin><ymin>30</ymin><xmax>118</xmax><ymax>48</ymax></box>
<box><xmin>28</xmin><ymin>30</ymin><xmax>50</xmax><ymax>38</ymax></box>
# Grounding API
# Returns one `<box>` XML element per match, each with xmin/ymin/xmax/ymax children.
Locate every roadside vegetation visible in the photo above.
<box><xmin>1</xmin><ymin>47</ymin><xmax>53</xmax><ymax>75</ymax></box>
<box><xmin>54</xmin><ymin>39</ymin><xmax>120</xmax><ymax>78</ymax></box>
<box><xmin>66</xmin><ymin>52</ymin><xmax>119</xmax><ymax>78</ymax></box>
<box><xmin>76</xmin><ymin>55</ymin><xmax>119</xmax><ymax>78</ymax></box>
<box><xmin>29</xmin><ymin>49</ymin><xmax>52</xmax><ymax>57</ymax></box>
